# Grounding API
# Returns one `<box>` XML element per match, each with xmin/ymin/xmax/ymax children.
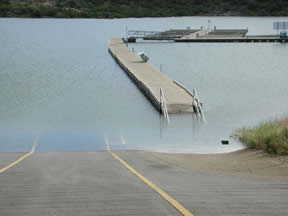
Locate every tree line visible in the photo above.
<box><xmin>1</xmin><ymin>0</ymin><xmax>287</xmax><ymax>18</ymax></box>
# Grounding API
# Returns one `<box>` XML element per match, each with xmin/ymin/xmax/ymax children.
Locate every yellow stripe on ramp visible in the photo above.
<box><xmin>0</xmin><ymin>151</ymin><xmax>33</xmax><ymax>174</ymax></box>
<box><xmin>105</xmin><ymin>139</ymin><xmax>194</xmax><ymax>216</ymax></box>
<box><xmin>0</xmin><ymin>136</ymin><xmax>38</xmax><ymax>174</ymax></box>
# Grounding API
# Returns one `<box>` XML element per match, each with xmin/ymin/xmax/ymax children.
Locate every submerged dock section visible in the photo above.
<box><xmin>108</xmin><ymin>38</ymin><xmax>195</xmax><ymax>114</ymax></box>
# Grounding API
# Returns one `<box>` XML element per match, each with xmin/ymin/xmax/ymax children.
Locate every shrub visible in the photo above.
<box><xmin>236</xmin><ymin>118</ymin><xmax>288</xmax><ymax>155</ymax></box>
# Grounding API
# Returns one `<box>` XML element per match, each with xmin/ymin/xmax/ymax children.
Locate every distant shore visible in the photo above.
<box><xmin>1</xmin><ymin>0</ymin><xmax>288</xmax><ymax>18</ymax></box>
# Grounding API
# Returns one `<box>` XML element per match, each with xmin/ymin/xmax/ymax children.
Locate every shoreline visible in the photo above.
<box><xmin>147</xmin><ymin>149</ymin><xmax>288</xmax><ymax>177</ymax></box>
<box><xmin>1</xmin><ymin>148</ymin><xmax>287</xmax><ymax>178</ymax></box>
<box><xmin>1</xmin><ymin>15</ymin><xmax>288</xmax><ymax>19</ymax></box>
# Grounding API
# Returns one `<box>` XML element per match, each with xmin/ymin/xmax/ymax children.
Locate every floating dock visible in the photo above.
<box><xmin>108</xmin><ymin>38</ymin><xmax>194</xmax><ymax>114</ymax></box>
<box><xmin>175</xmin><ymin>36</ymin><xmax>288</xmax><ymax>43</ymax></box>
<box><xmin>127</xmin><ymin>28</ymin><xmax>288</xmax><ymax>43</ymax></box>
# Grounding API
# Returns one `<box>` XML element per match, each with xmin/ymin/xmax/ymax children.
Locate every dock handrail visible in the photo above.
<box><xmin>173</xmin><ymin>80</ymin><xmax>205</xmax><ymax>122</ymax></box>
<box><xmin>160</xmin><ymin>88</ymin><xmax>170</xmax><ymax>124</ymax></box>
<box><xmin>193</xmin><ymin>88</ymin><xmax>206</xmax><ymax>122</ymax></box>
<box><xmin>173</xmin><ymin>80</ymin><xmax>194</xmax><ymax>98</ymax></box>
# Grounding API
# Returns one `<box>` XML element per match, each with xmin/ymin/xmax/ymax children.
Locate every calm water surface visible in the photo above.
<box><xmin>0</xmin><ymin>17</ymin><xmax>288</xmax><ymax>153</ymax></box>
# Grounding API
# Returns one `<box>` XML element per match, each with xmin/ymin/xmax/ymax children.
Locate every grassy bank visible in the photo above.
<box><xmin>1</xmin><ymin>0</ymin><xmax>288</xmax><ymax>18</ymax></box>
<box><xmin>236</xmin><ymin>118</ymin><xmax>288</xmax><ymax>155</ymax></box>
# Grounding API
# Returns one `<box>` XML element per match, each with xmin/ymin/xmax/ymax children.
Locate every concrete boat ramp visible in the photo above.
<box><xmin>1</xmin><ymin>150</ymin><xmax>288</xmax><ymax>216</ymax></box>
<box><xmin>109</xmin><ymin>38</ymin><xmax>196</xmax><ymax>114</ymax></box>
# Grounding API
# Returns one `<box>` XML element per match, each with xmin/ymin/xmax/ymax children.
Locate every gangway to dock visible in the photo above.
<box><xmin>128</xmin><ymin>30</ymin><xmax>161</xmax><ymax>39</ymax></box>
<box><xmin>127</xmin><ymin>29</ymin><xmax>199</xmax><ymax>41</ymax></box>
<box><xmin>108</xmin><ymin>38</ymin><xmax>197</xmax><ymax>114</ymax></box>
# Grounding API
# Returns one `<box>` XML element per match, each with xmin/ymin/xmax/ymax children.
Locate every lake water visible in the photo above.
<box><xmin>0</xmin><ymin>17</ymin><xmax>288</xmax><ymax>153</ymax></box>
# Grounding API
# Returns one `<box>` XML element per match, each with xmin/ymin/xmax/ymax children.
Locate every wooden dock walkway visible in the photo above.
<box><xmin>108</xmin><ymin>38</ymin><xmax>194</xmax><ymax>114</ymax></box>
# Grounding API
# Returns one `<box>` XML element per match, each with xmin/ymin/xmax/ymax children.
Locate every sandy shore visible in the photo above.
<box><xmin>149</xmin><ymin>149</ymin><xmax>288</xmax><ymax>177</ymax></box>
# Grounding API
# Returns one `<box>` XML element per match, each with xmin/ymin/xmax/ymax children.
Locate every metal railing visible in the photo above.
<box><xmin>160</xmin><ymin>88</ymin><xmax>170</xmax><ymax>124</ymax></box>
<box><xmin>173</xmin><ymin>81</ymin><xmax>205</xmax><ymax>122</ymax></box>
<box><xmin>192</xmin><ymin>88</ymin><xmax>206</xmax><ymax>122</ymax></box>
<box><xmin>128</xmin><ymin>30</ymin><xmax>160</xmax><ymax>39</ymax></box>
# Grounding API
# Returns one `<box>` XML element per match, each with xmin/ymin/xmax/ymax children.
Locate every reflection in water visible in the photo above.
<box><xmin>0</xmin><ymin>17</ymin><xmax>288</xmax><ymax>153</ymax></box>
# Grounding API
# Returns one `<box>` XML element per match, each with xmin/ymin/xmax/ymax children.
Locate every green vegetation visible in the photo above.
<box><xmin>236</xmin><ymin>118</ymin><xmax>288</xmax><ymax>155</ymax></box>
<box><xmin>1</xmin><ymin>0</ymin><xmax>288</xmax><ymax>18</ymax></box>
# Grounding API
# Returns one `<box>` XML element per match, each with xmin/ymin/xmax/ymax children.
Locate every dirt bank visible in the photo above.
<box><xmin>149</xmin><ymin>149</ymin><xmax>288</xmax><ymax>177</ymax></box>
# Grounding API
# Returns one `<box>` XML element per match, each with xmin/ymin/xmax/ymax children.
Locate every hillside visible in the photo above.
<box><xmin>1</xmin><ymin>0</ymin><xmax>288</xmax><ymax>18</ymax></box>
